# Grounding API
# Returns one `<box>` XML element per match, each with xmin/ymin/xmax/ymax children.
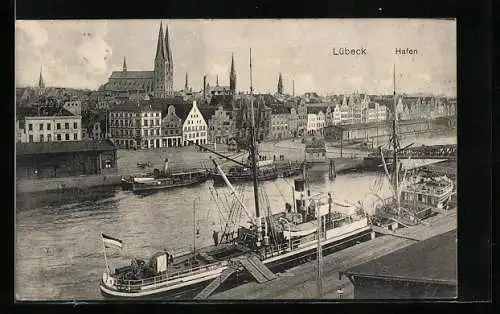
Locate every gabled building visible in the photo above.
<box><xmin>182</xmin><ymin>101</ymin><xmax>208</xmax><ymax>146</ymax></box>
<box><xmin>161</xmin><ymin>105</ymin><xmax>183</xmax><ymax>147</ymax></box>
<box><xmin>201</xmin><ymin>103</ymin><xmax>234</xmax><ymax>144</ymax></box>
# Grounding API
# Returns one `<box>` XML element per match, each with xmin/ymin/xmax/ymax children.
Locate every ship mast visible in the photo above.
<box><xmin>249</xmin><ymin>48</ymin><xmax>263</xmax><ymax>247</ymax></box>
<box><xmin>392</xmin><ymin>64</ymin><xmax>401</xmax><ymax>216</ymax></box>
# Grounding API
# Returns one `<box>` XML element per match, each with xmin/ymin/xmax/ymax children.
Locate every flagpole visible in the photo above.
<box><xmin>101</xmin><ymin>234</ymin><xmax>111</xmax><ymax>274</ymax></box>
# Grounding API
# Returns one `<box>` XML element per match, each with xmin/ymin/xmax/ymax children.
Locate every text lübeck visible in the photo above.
<box><xmin>332</xmin><ymin>47</ymin><xmax>367</xmax><ymax>56</ymax></box>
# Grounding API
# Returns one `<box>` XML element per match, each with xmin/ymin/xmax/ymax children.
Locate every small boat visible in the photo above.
<box><xmin>137</xmin><ymin>161</ymin><xmax>152</xmax><ymax>169</ymax></box>
<box><xmin>124</xmin><ymin>159</ymin><xmax>210</xmax><ymax>193</ymax></box>
<box><xmin>132</xmin><ymin>169</ymin><xmax>210</xmax><ymax>193</ymax></box>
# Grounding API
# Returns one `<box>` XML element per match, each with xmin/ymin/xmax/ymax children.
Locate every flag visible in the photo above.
<box><xmin>101</xmin><ymin>233</ymin><xmax>123</xmax><ymax>249</ymax></box>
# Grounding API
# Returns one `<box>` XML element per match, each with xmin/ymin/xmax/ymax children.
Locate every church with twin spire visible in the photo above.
<box><xmin>101</xmin><ymin>22</ymin><xmax>174</xmax><ymax>98</ymax></box>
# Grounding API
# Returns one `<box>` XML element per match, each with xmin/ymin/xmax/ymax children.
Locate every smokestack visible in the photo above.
<box><xmin>203</xmin><ymin>75</ymin><xmax>206</xmax><ymax>100</ymax></box>
<box><xmin>164</xmin><ymin>158</ymin><xmax>169</xmax><ymax>173</ymax></box>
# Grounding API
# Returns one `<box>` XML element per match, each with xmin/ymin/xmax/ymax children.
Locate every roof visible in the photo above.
<box><xmin>343</xmin><ymin>229</ymin><xmax>457</xmax><ymax>285</ymax></box>
<box><xmin>109</xmin><ymin>71</ymin><xmax>154</xmax><ymax>79</ymax></box>
<box><xmin>18</xmin><ymin>106</ymin><xmax>76</xmax><ymax>119</ymax></box>
<box><xmin>198</xmin><ymin>106</ymin><xmax>217</xmax><ymax>122</ymax></box>
<box><xmin>16</xmin><ymin>139</ymin><xmax>116</xmax><ymax>156</ymax></box>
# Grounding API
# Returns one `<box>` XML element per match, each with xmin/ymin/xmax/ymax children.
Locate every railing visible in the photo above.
<box><xmin>114</xmin><ymin>261</ymin><xmax>226</xmax><ymax>291</ymax></box>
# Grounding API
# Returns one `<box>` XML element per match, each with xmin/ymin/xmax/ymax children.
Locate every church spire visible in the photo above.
<box><xmin>38</xmin><ymin>66</ymin><xmax>45</xmax><ymax>89</ymax></box>
<box><xmin>216</xmin><ymin>75</ymin><xmax>219</xmax><ymax>87</ymax></box>
<box><xmin>155</xmin><ymin>22</ymin><xmax>166</xmax><ymax>60</ymax></box>
<box><xmin>164</xmin><ymin>25</ymin><xmax>173</xmax><ymax>66</ymax></box>
<box><xmin>229</xmin><ymin>53</ymin><xmax>236</xmax><ymax>95</ymax></box>
<box><xmin>123</xmin><ymin>56</ymin><xmax>127</xmax><ymax>72</ymax></box>
<box><xmin>277</xmin><ymin>72</ymin><xmax>283</xmax><ymax>95</ymax></box>
<box><xmin>185</xmin><ymin>72</ymin><xmax>189</xmax><ymax>90</ymax></box>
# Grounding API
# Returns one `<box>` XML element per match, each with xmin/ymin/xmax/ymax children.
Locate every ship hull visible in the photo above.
<box><xmin>132</xmin><ymin>177</ymin><xmax>208</xmax><ymax>193</ymax></box>
<box><xmin>100</xmin><ymin>223</ymin><xmax>372</xmax><ymax>299</ymax></box>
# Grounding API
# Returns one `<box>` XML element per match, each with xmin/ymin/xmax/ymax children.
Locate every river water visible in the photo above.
<box><xmin>15</xmin><ymin>132</ymin><xmax>456</xmax><ymax>300</ymax></box>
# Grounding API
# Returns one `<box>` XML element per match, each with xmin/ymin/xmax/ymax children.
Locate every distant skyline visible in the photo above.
<box><xmin>15</xmin><ymin>19</ymin><xmax>456</xmax><ymax>97</ymax></box>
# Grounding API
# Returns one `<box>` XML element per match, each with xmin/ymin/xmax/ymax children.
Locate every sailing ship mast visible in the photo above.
<box><xmin>392</xmin><ymin>64</ymin><xmax>401</xmax><ymax>216</ymax></box>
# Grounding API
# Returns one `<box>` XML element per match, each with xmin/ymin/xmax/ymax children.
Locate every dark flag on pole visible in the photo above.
<box><xmin>101</xmin><ymin>233</ymin><xmax>123</xmax><ymax>249</ymax></box>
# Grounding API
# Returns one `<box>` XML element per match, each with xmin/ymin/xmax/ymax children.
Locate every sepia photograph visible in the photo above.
<box><xmin>15</xmin><ymin>19</ymin><xmax>457</xmax><ymax>301</ymax></box>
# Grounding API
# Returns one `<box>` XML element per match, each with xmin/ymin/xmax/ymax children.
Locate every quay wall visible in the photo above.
<box><xmin>16</xmin><ymin>174</ymin><xmax>122</xmax><ymax>194</ymax></box>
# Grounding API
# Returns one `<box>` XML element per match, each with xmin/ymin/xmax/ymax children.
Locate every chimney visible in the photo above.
<box><xmin>203</xmin><ymin>75</ymin><xmax>207</xmax><ymax>100</ymax></box>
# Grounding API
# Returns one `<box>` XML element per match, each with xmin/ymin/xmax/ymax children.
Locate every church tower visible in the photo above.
<box><xmin>122</xmin><ymin>57</ymin><xmax>127</xmax><ymax>73</ymax></box>
<box><xmin>277</xmin><ymin>72</ymin><xmax>283</xmax><ymax>95</ymax></box>
<box><xmin>229</xmin><ymin>53</ymin><xmax>236</xmax><ymax>95</ymax></box>
<box><xmin>38</xmin><ymin>66</ymin><xmax>45</xmax><ymax>89</ymax></box>
<box><xmin>153</xmin><ymin>22</ymin><xmax>174</xmax><ymax>98</ymax></box>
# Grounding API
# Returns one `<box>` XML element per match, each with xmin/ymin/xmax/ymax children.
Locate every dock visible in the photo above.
<box><xmin>209</xmin><ymin>209</ymin><xmax>456</xmax><ymax>299</ymax></box>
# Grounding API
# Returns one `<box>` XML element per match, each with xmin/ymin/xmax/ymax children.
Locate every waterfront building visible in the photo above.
<box><xmin>108</xmin><ymin>101</ymin><xmax>162</xmax><ymax>149</ymax></box>
<box><xmin>182</xmin><ymin>101</ymin><xmax>208</xmax><ymax>146</ymax></box>
<box><xmin>16</xmin><ymin>139</ymin><xmax>117</xmax><ymax>180</ymax></box>
<box><xmin>341</xmin><ymin>229</ymin><xmax>457</xmax><ymax>299</ymax></box>
<box><xmin>202</xmin><ymin>104</ymin><xmax>234</xmax><ymax>144</ymax></box>
<box><xmin>306</xmin><ymin>105</ymin><xmax>326</xmax><ymax>136</ymax></box>
<box><xmin>269</xmin><ymin>107</ymin><xmax>291</xmax><ymax>140</ymax></box>
<box><xmin>340</xmin><ymin>95</ymin><xmax>353</xmax><ymax>125</ymax></box>
<box><xmin>17</xmin><ymin>107</ymin><xmax>82</xmax><ymax>143</ymax></box>
<box><xmin>161</xmin><ymin>105</ymin><xmax>183</xmax><ymax>147</ymax></box>
<box><xmin>296</xmin><ymin>100</ymin><xmax>308</xmax><ymax>136</ymax></box>
<box><xmin>101</xmin><ymin>23</ymin><xmax>173</xmax><ymax>98</ymax></box>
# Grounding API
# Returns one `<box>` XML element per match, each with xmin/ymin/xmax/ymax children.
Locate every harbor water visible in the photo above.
<box><xmin>15</xmin><ymin>132</ymin><xmax>456</xmax><ymax>300</ymax></box>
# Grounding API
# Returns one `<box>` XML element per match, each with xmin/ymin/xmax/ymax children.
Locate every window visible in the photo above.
<box><xmin>57</xmin><ymin>134</ymin><xmax>61</xmax><ymax>141</ymax></box>
<box><xmin>28</xmin><ymin>135</ymin><xmax>33</xmax><ymax>142</ymax></box>
<box><xmin>74</xmin><ymin>133</ymin><xmax>78</xmax><ymax>140</ymax></box>
<box><xmin>28</xmin><ymin>124</ymin><xmax>33</xmax><ymax>131</ymax></box>
<box><xmin>144</xmin><ymin>120</ymin><xmax>148</xmax><ymax>126</ymax></box>
<box><xmin>47</xmin><ymin>134</ymin><xmax>52</xmax><ymax>142</ymax></box>
<box><xmin>65</xmin><ymin>123</ymin><xmax>69</xmax><ymax>129</ymax></box>
<box><xmin>65</xmin><ymin>134</ymin><xmax>70</xmax><ymax>140</ymax></box>
<box><xmin>47</xmin><ymin>123</ymin><xmax>51</xmax><ymax>130</ymax></box>
<box><xmin>39</xmin><ymin>124</ymin><xmax>43</xmax><ymax>131</ymax></box>
<box><xmin>74</xmin><ymin>122</ymin><xmax>78</xmax><ymax>129</ymax></box>
<box><xmin>39</xmin><ymin>134</ymin><xmax>44</xmax><ymax>142</ymax></box>
<box><xmin>57</xmin><ymin>123</ymin><xmax>61</xmax><ymax>130</ymax></box>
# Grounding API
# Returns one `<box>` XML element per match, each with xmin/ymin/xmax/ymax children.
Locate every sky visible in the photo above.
<box><xmin>15</xmin><ymin>19</ymin><xmax>456</xmax><ymax>96</ymax></box>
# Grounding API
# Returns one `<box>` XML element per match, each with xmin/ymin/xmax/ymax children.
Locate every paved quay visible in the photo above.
<box><xmin>209</xmin><ymin>210</ymin><xmax>456</xmax><ymax>300</ymax></box>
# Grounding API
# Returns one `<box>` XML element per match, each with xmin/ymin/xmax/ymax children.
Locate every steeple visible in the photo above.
<box><xmin>155</xmin><ymin>22</ymin><xmax>166</xmax><ymax>60</ymax></box>
<box><xmin>122</xmin><ymin>57</ymin><xmax>127</xmax><ymax>72</ymax></box>
<box><xmin>185</xmin><ymin>72</ymin><xmax>189</xmax><ymax>90</ymax></box>
<box><xmin>277</xmin><ymin>72</ymin><xmax>283</xmax><ymax>95</ymax></box>
<box><xmin>292</xmin><ymin>79</ymin><xmax>295</xmax><ymax>97</ymax></box>
<box><xmin>216</xmin><ymin>75</ymin><xmax>219</xmax><ymax>87</ymax></box>
<box><xmin>165</xmin><ymin>25</ymin><xmax>173</xmax><ymax>68</ymax></box>
<box><xmin>38</xmin><ymin>66</ymin><xmax>45</xmax><ymax>89</ymax></box>
<box><xmin>229</xmin><ymin>53</ymin><xmax>237</xmax><ymax>95</ymax></box>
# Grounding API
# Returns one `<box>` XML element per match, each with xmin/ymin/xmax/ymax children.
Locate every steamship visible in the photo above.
<box><xmin>121</xmin><ymin>159</ymin><xmax>209</xmax><ymax>193</ymax></box>
<box><xmin>100</xmin><ymin>49</ymin><xmax>372</xmax><ymax>299</ymax></box>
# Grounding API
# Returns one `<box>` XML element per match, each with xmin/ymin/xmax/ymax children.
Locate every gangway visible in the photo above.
<box><xmin>238</xmin><ymin>255</ymin><xmax>277</xmax><ymax>283</ymax></box>
<box><xmin>193</xmin><ymin>267</ymin><xmax>237</xmax><ymax>300</ymax></box>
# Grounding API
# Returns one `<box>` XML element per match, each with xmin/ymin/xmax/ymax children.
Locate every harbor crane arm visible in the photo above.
<box><xmin>211</xmin><ymin>158</ymin><xmax>256</xmax><ymax>226</ymax></box>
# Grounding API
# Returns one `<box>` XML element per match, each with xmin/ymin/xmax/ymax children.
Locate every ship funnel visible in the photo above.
<box><xmin>294</xmin><ymin>178</ymin><xmax>305</xmax><ymax>192</ymax></box>
<box><xmin>294</xmin><ymin>178</ymin><xmax>306</xmax><ymax>212</ymax></box>
<box><xmin>164</xmin><ymin>158</ymin><xmax>169</xmax><ymax>173</ymax></box>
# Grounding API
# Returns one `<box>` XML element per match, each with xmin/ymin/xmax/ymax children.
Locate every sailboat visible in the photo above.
<box><xmin>367</xmin><ymin>66</ymin><xmax>455</xmax><ymax>229</ymax></box>
<box><xmin>99</xmin><ymin>50</ymin><xmax>372</xmax><ymax>299</ymax></box>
